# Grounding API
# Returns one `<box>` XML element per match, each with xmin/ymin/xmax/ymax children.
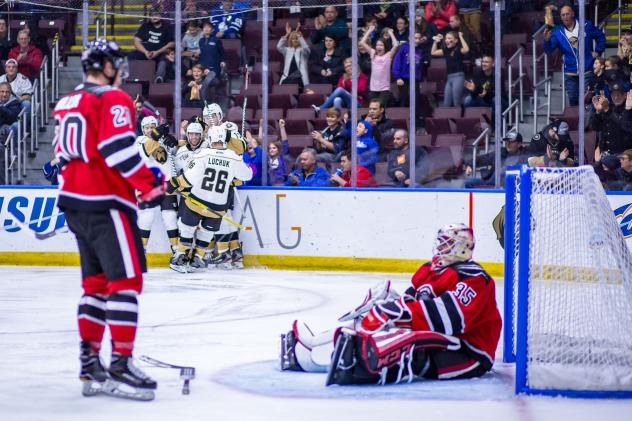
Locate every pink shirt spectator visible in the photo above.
<box><xmin>369</xmin><ymin>49</ymin><xmax>392</xmax><ymax>92</ymax></box>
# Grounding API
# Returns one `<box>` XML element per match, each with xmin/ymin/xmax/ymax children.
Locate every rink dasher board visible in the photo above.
<box><xmin>1</xmin><ymin>186</ymin><xmax>631</xmax><ymax>276</ymax></box>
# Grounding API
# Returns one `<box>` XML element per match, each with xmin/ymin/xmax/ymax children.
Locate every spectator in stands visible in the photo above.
<box><xmin>309</xmin><ymin>35</ymin><xmax>345</xmax><ymax>86</ymax></box>
<box><xmin>244</xmin><ymin>129</ymin><xmax>262</xmax><ymax>185</ymax></box>
<box><xmin>311</xmin><ymin>58</ymin><xmax>368</xmax><ymax>112</ymax></box>
<box><xmin>589</xmin><ymin>84</ymin><xmax>632</xmax><ymax>162</ymax></box>
<box><xmin>387</xmin><ymin>129</ymin><xmax>426</xmax><ymax>187</ymax></box>
<box><xmin>198</xmin><ymin>21</ymin><xmax>226</xmax><ymax>86</ymax></box>
<box><xmin>393</xmin><ymin>17</ymin><xmax>410</xmax><ymax>45</ymax></box>
<box><xmin>432</xmin><ymin>31</ymin><xmax>470</xmax><ymax>107</ymax></box>
<box><xmin>617</xmin><ymin>27</ymin><xmax>632</xmax><ymax>74</ymax></box>
<box><xmin>360</xmin><ymin>25</ymin><xmax>399</xmax><ymax>107</ymax></box>
<box><xmin>0</xmin><ymin>82</ymin><xmax>21</xmax><ymax>140</ymax></box>
<box><xmin>586</xmin><ymin>57</ymin><xmax>606</xmax><ymax>104</ymax></box>
<box><xmin>278</xmin><ymin>23</ymin><xmax>311</xmax><ymax>89</ymax></box>
<box><xmin>364</xmin><ymin>3</ymin><xmax>403</xmax><ymax>32</ymax></box>
<box><xmin>0</xmin><ymin>59</ymin><xmax>32</xmax><ymax>113</ymax></box>
<box><xmin>356</xmin><ymin>119</ymin><xmax>379</xmax><ymax>174</ymax></box>
<box><xmin>182</xmin><ymin>21</ymin><xmax>203</xmax><ymax>70</ymax></box>
<box><xmin>268</xmin><ymin>120</ymin><xmax>292</xmax><ymax>186</ymax></box>
<box><xmin>457</xmin><ymin>0</ymin><xmax>482</xmax><ymax>42</ymax></box>
<box><xmin>310</xmin><ymin>6</ymin><xmax>349</xmax><ymax>53</ymax></box>
<box><xmin>528</xmin><ymin>142</ymin><xmax>575</xmax><ymax>168</ymax></box>
<box><xmin>15</xmin><ymin>20</ymin><xmax>49</xmax><ymax>58</ymax></box>
<box><xmin>129</xmin><ymin>11</ymin><xmax>175</xmax><ymax>83</ymax></box>
<box><xmin>8</xmin><ymin>30</ymin><xmax>42</xmax><ymax>81</ymax></box>
<box><xmin>543</xmin><ymin>5</ymin><xmax>605</xmax><ymax>106</ymax></box>
<box><xmin>604</xmin><ymin>56</ymin><xmax>628</xmax><ymax>89</ymax></box>
<box><xmin>183</xmin><ymin>0</ymin><xmax>208</xmax><ymax>19</ymax></box>
<box><xmin>528</xmin><ymin>119</ymin><xmax>575</xmax><ymax>161</ymax></box>
<box><xmin>610</xmin><ymin>149</ymin><xmax>632</xmax><ymax>190</ymax></box>
<box><xmin>330</xmin><ymin>150</ymin><xmax>378</xmax><ymax>187</ymax></box>
<box><xmin>363</xmin><ymin>98</ymin><xmax>395</xmax><ymax>150</ymax></box>
<box><xmin>424</xmin><ymin>0</ymin><xmax>457</xmax><ymax>34</ymax></box>
<box><xmin>182</xmin><ymin>64</ymin><xmax>218</xmax><ymax>108</ymax></box>
<box><xmin>595</xmin><ymin>153</ymin><xmax>621</xmax><ymax>189</ymax></box>
<box><xmin>464</xmin><ymin>131</ymin><xmax>529</xmax><ymax>187</ymax></box>
<box><xmin>392</xmin><ymin>31</ymin><xmax>423</xmax><ymax>109</ymax></box>
<box><xmin>311</xmin><ymin>107</ymin><xmax>349</xmax><ymax>163</ymax></box>
<box><xmin>211</xmin><ymin>0</ymin><xmax>246</xmax><ymax>49</ymax></box>
<box><xmin>463</xmin><ymin>54</ymin><xmax>494</xmax><ymax>108</ymax></box>
<box><xmin>357</xmin><ymin>41</ymin><xmax>373</xmax><ymax>77</ymax></box>
<box><xmin>285</xmin><ymin>148</ymin><xmax>331</xmax><ymax>187</ymax></box>
<box><xmin>0</xmin><ymin>17</ymin><xmax>14</xmax><ymax>60</ymax></box>
<box><xmin>447</xmin><ymin>14</ymin><xmax>478</xmax><ymax>60</ymax></box>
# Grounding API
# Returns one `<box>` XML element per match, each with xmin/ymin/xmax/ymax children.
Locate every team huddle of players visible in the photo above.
<box><xmin>135</xmin><ymin>103</ymin><xmax>253</xmax><ymax>273</ymax></box>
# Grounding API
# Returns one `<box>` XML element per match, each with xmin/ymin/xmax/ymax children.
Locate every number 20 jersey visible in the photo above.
<box><xmin>182</xmin><ymin>147</ymin><xmax>253</xmax><ymax>210</ymax></box>
<box><xmin>53</xmin><ymin>83</ymin><xmax>156</xmax><ymax>213</ymax></box>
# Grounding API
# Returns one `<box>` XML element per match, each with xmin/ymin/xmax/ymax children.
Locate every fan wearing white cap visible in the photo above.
<box><xmin>0</xmin><ymin>58</ymin><xmax>32</xmax><ymax>112</ymax></box>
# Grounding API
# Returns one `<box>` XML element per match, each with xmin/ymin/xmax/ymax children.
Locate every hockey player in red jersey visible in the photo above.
<box><xmin>281</xmin><ymin>223</ymin><xmax>502</xmax><ymax>386</ymax></box>
<box><xmin>54</xmin><ymin>39</ymin><xmax>165</xmax><ymax>400</ymax></box>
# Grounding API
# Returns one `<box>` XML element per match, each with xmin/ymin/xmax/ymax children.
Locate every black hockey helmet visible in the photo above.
<box><xmin>81</xmin><ymin>39</ymin><xmax>128</xmax><ymax>80</ymax></box>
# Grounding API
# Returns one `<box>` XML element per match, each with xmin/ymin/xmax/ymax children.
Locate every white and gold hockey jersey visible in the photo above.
<box><xmin>172</xmin><ymin>147</ymin><xmax>252</xmax><ymax>213</ymax></box>
<box><xmin>136</xmin><ymin>135</ymin><xmax>174</xmax><ymax>178</ymax></box>
<box><xmin>173</xmin><ymin>139</ymin><xmax>210</xmax><ymax>175</ymax></box>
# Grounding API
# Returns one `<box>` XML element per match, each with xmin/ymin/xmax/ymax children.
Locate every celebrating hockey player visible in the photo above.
<box><xmin>167</xmin><ymin>124</ymin><xmax>253</xmax><ymax>273</ymax></box>
<box><xmin>281</xmin><ymin>223</ymin><xmax>501</xmax><ymax>386</ymax></box>
<box><xmin>136</xmin><ymin>116</ymin><xmax>179</xmax><ymax>253</ymax></box>
<box><xmin>53</xmin><ymin>39</ymin><xmax>163</xmax><ymax>400</ymax></box>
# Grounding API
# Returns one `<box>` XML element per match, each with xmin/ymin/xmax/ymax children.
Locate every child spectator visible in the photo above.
<box><xmin>243</xmin><ymin>129</ymin><xmax>262</xmax><ymax>185</ymax></box>
<box><xmin>356</xmin><ymin>119</ymin><xmax>379</xmax><ymax>174</ymax></box>
<box><xmin>181</xmin><ymin>21</ymin><xmax>203</xmax><ymax>70</ymax></box>
<box><xmin>269</xmin><ymin>119</ymin><xmax>292</xmax><ymax>186</ymax></box>
<box><xmin>311</xmin><ymin>107</ymin><xmax>349</xmax><ymax>163</ymax></box>
<box><xmin>394</xmin><ymin>17</ymin><xmax>410</xmax><ymax>45</ymax></box>
<box><xmin>198</xmin><ymin>21</ymin><xmax>226</xmax><ymax>85</ymax></box>
<box><xmin>360</xmin><ymin>25</ymin><xmax>399</xmax><ymax>107</ymax></box>
<box><xmin>392</xmin><ymin>31</ymin><xmax>424</xmax><ymax>108</ymax></box>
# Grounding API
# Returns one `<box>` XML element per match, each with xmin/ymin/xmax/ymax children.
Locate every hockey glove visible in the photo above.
<box><xmin>138</xmin><ymin>167</ymin><xmax>166</xmax><ymax>207</ymax></box>
<box><xmin>151</xmin><ymin>123</ymin><xmax>178</xmax><ymax>149</ymax></box>
<box><xmin>360</xmin><ymin>297</ymin><xmax>412</xmax><ymax>333</ymax></box>
<box><xmin>338</xmin><ymin>280</ymin><xmax>400</xmax><ymax>322</ymax></box>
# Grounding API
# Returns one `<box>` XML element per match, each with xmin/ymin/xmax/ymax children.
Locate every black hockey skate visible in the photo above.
<box><xmin>188</xmin><ymin>254</ymin><xmax>206</xmax><ymax>272</ymax></box>
<box><xmin>212</xmin><ymin>251</ymin><xmax>233</xmax><ymax>270</ymax></box>
<box><xmin>103</xmin><ymin>354</ymin><xmax>157</xmax><ymax>401</ymax></box>
<box><xmin>170</xmin><ymin>252</ymin><xmax>189</xmax><ymax>273</ymax></box>
<box><xmin>231</xmin><ymin>248</ymin><xmax>244</xmax><ymax>269</ymax></box>
<box><xmin>79</xmin><ymin>341</ymin><xmax>108</xmax><ymax>397</ymax></box>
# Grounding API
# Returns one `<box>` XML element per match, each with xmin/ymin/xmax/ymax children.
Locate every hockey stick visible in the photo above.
<box><xmin>241</xmin><ymin>66</ymin><xmax>250</xmax><ymax>137</ymax></box>
<box><xmin>180</xmin><ymin>192</ymin><xmax>246</xmax><ymax>230</ymax></box>
<box><xmin>0</xmin><ymin>212</ymin><xmax>68</xmax><ymax>240</ymax></box>
<box><xmin>139</xmin><ymin>355</ymin><xmax>195</xmax><ymax>395</ymax></box>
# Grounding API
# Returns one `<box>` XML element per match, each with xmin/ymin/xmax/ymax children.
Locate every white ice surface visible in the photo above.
<box><xmin>1</xmin><ymin>267</ymin><xmax>631</xmax><ymax>421</ymax></box>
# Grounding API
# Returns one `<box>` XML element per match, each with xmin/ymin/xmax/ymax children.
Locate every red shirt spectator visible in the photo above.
<box><xmin>9</xmin><ymin>30</ymin><xmax>42</xmax><ymax>80</ymax></box>
<box><xmin>424</xmin><ymin>0</ymin><xmax>457</xmax><ymax>32</ymax></box>
<box><xmin>337</xmin><ymin>69</ymin><xmax>368</xmax><ymax>106</ymax></box>
<box><xmin>331</xmin><ymin>151</ymin><xmax>378</xmax><ymax>188</ymax></box>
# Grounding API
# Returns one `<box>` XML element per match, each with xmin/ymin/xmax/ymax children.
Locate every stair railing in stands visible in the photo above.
<box><xmin>531</xmin><ymin>24</ymin><xmax>552</xmax><ymax>134</ymax></box>
<box><xmin>471</xmin><ymin>127</ymin><xmax>491</xmax><ymax>176</ymax></box>
<box><xmin>3</xmin><ymin>130</ymin><xmax>15</xmax><ymax>184</ymax></box>
<box><xmin>507</xmin><ymin>47</ymin><xmax>525</xmax><ymax>125</ymax></box>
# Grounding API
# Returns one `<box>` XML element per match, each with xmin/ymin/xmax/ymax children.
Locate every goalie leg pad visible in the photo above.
<box><xmin>326</xmin><ymin>328</ymin><xmax>462</xmax><ymax>386</ymax></box>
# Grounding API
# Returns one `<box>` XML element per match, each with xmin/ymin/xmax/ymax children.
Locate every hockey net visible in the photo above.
<box><xmin>505</xmin><ymin>165</ymin><xmax>632</xmax><ymax>397</ymax></box>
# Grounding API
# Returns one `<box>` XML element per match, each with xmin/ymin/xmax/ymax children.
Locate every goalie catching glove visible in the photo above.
<box><xmin>338</xmin><ymin>280</ymin><xmax>400</xmax><ymax>322</ymax></box>
<box><xmin>360</xmin><ymin>297</ymin><xmax>412</xmax><ymax>333</ymax></box>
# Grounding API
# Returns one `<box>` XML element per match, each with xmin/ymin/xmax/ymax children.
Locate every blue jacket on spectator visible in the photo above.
<box><xmin>0</xmin><ymin>96</ymin><xmax>20</xmax><ymax>125</ymax></box>
<box><xmin>544</xmin><ymin>20</ymin><xmax>605</xmax><ymax>74</ymax></box>
<box><xmin>243</xmin><ymin>146</ymin><xmax>262</xmax><ymax>186</ymax></box>
<box><xmin>198</xmin><ymin>34</ymin><xmax>224</xmax><ymax>76</ymax></box>
<box><xmin>356</xmin><ymin>120</ymin><xmax>379</xmax><ymax>174</ymax></box>
<box><xmin>285</xmin><ymin>166</ymin><xmax>330</xmax><ymax>187</ymax></box>
<box><xmin>392</xmin><ymin>42</ymin><xmax>423</xmax><ymax>81</ymax></box>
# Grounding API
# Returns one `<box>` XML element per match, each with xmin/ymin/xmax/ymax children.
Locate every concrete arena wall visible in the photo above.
<box><xmin>1</xmin><ymin>186</ymin><xmax>631</xmax><ymax>278</ymax></box>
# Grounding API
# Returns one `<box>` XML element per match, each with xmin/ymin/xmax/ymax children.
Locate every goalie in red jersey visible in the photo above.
<box><xmin>280</xmin><ymin>223</ymin><xmax>502</xmax><ymax>386</ymax></box>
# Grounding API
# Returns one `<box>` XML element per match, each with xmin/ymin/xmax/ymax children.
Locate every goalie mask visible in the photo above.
<box><xmin>208</xmin><ymin>125</ymin><xmax>228</xmax><ymax>149</ymax></box>
<box><xmin>186</xmin><ymin>122</ymin><xmax>204</xmax><ymax>150</ymax></box>
<box><xmin>141</xmin><ymin>116</ymin><xmax>158</xmax><ymax>137</ymax></box>
<box><xmin>203</xmin><ymin>103</ymin><xmax>224</xmax><ymax>127</ymax></box>
<box><xmin>431</xmin><ymin>223</ymin><xmax>475</xmax><ymax>270</ymax></box>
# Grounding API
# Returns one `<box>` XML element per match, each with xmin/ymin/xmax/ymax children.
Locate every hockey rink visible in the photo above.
<box><xmin>1</xmin><ymin>267</ymin><xmax>632</xmax><ymax>420</ymax></box>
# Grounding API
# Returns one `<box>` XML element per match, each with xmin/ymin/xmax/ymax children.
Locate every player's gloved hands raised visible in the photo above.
<box><xmin>138</xmin><ymin>167</ymin><xmax>166</xmax><ymax>207</ymax></box>
<box><xmin>359</xmin><ymin>297</ymin><xmax>412</xmax><ymax>333</ymax></box>
<box><xmin>151</xmin><ymin>123</ymin><xmax>178</xmax><ymax>149</ymax></box>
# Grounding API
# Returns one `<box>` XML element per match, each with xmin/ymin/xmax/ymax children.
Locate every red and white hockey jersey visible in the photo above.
<box><xmin>406</xmin><ymin>261</ymin><xmax>502</xmax><ymax>368</ymax></box>
<box><xmin>54</xmin><ymin>83</ymin><xmax>156</xmax><ymax>212</ymax></box>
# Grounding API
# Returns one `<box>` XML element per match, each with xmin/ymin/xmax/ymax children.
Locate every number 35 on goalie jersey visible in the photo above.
<box><xmin>180</xmin><ymin>148</ymin><xmax>253</xmax><ymax>209</ymax></box>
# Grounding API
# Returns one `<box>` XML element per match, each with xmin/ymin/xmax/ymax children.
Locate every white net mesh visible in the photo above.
<box><xmin>514</xmin><ymin>166</ymin><xmax>632</xmax><ymax>392</ymax></box>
